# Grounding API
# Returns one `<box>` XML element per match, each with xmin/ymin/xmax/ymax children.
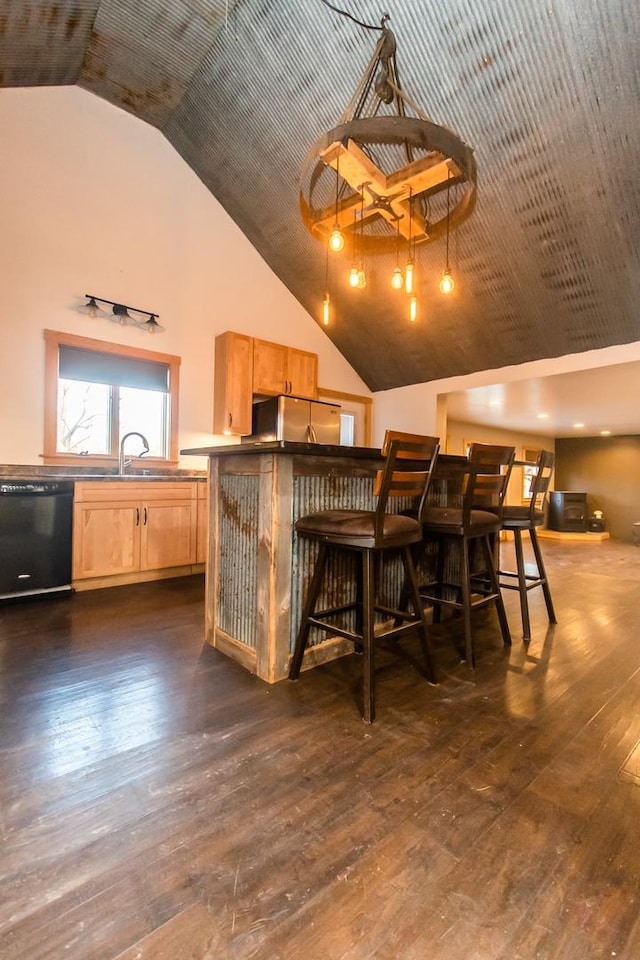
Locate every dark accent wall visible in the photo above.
<box><xmin>555</xmin><ymin>436</ymin><xmax>640</xmax><ymax>541</ymax></box>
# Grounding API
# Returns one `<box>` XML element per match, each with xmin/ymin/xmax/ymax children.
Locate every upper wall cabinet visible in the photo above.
<box><xmin>214</xmin><ymin>333</ymin><xmax>319</xmax><ymax>436</ymax></box>
<box><xmin>284</xmin><ymin>346</ymin><xmax>318</xmax><ymax>399</ymax></box>
<box><xmin>214</xmin><ymin>331</ymin><xmax>254</xmax><ymax>436</ymax></box>
<box><xmin>253</xmin><ymin>339</ymin><xmax>318</xmax><ymax>400</ymax></box>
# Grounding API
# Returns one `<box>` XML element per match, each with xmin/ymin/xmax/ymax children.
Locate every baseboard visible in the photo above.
<box><xmin>73</xmin><ymin>564</ymin><xmax>203</xmax><ymax>591</ymax></box>
<box><xmin>537</xmin><ymin>528</ymin><xmax>610</xmax><ymax>542</ymax></box>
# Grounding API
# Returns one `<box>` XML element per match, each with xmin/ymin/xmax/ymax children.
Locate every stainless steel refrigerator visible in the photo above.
<box><xmin>248</xmin><ymin>395</ymin><xmax>341</xmax><ymax>444</ymax></box>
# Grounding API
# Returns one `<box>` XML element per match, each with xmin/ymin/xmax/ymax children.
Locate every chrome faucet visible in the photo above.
<box><xmin>119</xmin><ymin>432</ymin><xmax>149</xmax><ymax>475</ymax></box>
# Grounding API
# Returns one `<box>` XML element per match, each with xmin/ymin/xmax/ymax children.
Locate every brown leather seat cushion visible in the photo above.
<box><xmin>422</xmin><ymin>506</ymin><xmax>502</xmax><ymax>535</ymax></box>
<box><xmin>296</xmin><ymin>509</ymin><xmax>421</xmax><ymax>542</ymax></box>
<box><xmin>502</xmin><ymin>506</ymin><xmax>545</xmax><ymax>525</ymax></box>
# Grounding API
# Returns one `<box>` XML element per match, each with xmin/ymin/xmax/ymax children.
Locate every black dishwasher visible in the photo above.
<box><xmin>0</xmin><ymin>480</ymin><xmax>74</xmax><ymax>600</ymax></box>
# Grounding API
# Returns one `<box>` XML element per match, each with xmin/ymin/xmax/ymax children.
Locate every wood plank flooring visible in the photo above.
<box><xmin>1</xmin><ymin>538</ymin><xmax>640</xmax><ymax>959</ymax></box>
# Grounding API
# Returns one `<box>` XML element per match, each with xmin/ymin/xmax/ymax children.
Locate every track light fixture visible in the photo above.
<box><xmin>80</xmin><ymin>295</ymin><xmax>165</xmax><ymax>333</ymax></box>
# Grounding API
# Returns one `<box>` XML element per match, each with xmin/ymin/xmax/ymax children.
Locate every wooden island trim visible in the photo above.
<box><xmin>182</xmin><ymin>442</ymin><xmax>386</xmax><ymax>682</ymax></box>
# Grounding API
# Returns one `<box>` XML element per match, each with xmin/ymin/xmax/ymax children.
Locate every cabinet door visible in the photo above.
<box><xmin>73</xmin><ymin>502</ymin><xmax>140</xmax><ymax>579</ymax></box>
<box><xmin>214</xmin><ymin>331</ymin><xmax>253</xmax><ymax>435</ymax></box>
<box><xmin>141</xmin><ymin>500</ymin><xmax>196</xmax><ymax>570</ymax></box>
<box><xmin>196</xmin><ymin>488</ymin><xmax>209</xmax><ymax>564</ymax></box>
<box><xmin>253</xmin><ymin>339</ymin><xmax>287</xmax><ymax>395</ymax></box>
<box><xmin>287</xmin><ymin>347</ymin><xmax>318</xmax><ymax>399</ymax></box>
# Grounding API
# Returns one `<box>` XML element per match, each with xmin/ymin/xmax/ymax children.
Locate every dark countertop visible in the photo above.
<box><xmin>180</xmin><ymin>440</ymin><xmax>383</xmax><ymax>460</ymax></box>
<box><xmin>0</xmin><ymin>465</ymin><xmax>207</xmax><ymax>481</ymax></box>
<box><xmin>71</xmin><ymin>474</ymin><xmax>207</xmax><ymax>482</ymax></box>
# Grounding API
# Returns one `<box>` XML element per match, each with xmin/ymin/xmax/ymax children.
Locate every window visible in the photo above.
<box><xmin>339</xmin><ymin>412</ymin><xmax>356</xmax><ymax>446</ymax></box>
<box><xmin>318</xmin><ymin>388</ymin><xmax>372</xmax><ymax>447</ymax></box>
<box><xmin>44</xmin><ymin>330</ymin><xmax>180</xmax><ymax>467</ymax></box>
<box><xmin>522</xmin><ymin>447</ymin><xmax>540</xmax><ymax>500</ymax></box>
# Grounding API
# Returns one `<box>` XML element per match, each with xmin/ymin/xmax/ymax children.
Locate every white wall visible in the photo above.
<box><xmin>0</xmin><ymin>86</ymin><xmax>370</xmax><ymax>469</ymax></box>
<box><xmin>445</xmin><ymin>419</ymin><xmax>554</xmax><ymax>506</ymax></box>
<box><xmin>372</xmin><ymin>342</ymin><xmax>640</xmax><ymax>448</ymax></box>
<box><xmin>445</xmin><ymin>419</ymin><xmax>553</xmax><ymax>460</ymax></box>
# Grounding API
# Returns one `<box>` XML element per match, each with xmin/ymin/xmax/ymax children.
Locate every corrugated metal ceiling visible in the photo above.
<box><xmin>1</xmin><ymin>0</ymin><xmax>638</xmax><ymax>391</ymax></box>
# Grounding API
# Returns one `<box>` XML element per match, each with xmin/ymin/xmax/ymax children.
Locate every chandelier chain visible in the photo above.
<box><xmin>318</xmin><ymin>1</ymin><xmax>388</xmax><ymax>32</ymax></box>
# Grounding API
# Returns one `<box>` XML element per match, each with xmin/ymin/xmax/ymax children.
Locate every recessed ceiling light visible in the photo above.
<box><xmin>573</xmin><ymin>422</ymin><xmax>585</xmax><ymax>429</ymax></box>
<box><xmin>537</xmin><ymin>413</ymin><xmax>549</xmax><ymax>419</ymax></box>
<box><xmin>600</xmin><ymin>430</ymin><xmax>611</xmax><ymax>436</ymax></box>
<box><xmin>488</xmin><ymin>400</ymin><xmax>502</xmax><ymax>407</ymax></box>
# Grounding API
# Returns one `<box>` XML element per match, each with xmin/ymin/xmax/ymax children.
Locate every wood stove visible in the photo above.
<box><xmin>548</xmin><ymin>491</ymin><xmax>587</xmax><ymax>532</ymax></box>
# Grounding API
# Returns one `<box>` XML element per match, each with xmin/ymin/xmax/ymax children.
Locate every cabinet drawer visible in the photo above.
<box><xmin>75</xmin><ymin>481</ymin><xmax>198</xmax><ymax>502</ymax></box>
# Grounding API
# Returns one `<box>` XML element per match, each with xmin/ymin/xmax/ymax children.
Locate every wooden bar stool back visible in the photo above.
<box><xmin>288</xmin><ymin>431</ymin><xmax>440</xmax><ymax>723</ymax></box>
<box><xmin>500</xmin><ymin>449</ymin><xmax>557</xmax><ymax>640</ymax></box>
<box><xmin>419</xmin><ymin>443</ymin><xmax>515</xmax><ymax>667</ymax></box>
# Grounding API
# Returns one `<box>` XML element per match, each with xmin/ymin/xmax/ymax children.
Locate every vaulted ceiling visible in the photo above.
<box><xmin>2</xmin><ymin>1</ymin><xmax>639</xmax><ymax>391</ymax></box>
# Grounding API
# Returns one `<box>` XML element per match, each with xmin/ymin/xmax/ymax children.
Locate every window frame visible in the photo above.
<box><xmin>318</xmin><ymin>387</ymin><xmax>373</xmax><ymax>447</ymax></box>
<box><xmin>43</xmin><ymin>329</ymin><xmax>180</xmax><ymax>468</ymax></box>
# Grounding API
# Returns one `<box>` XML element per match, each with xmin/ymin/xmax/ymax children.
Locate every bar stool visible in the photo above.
<box><xmin>499</xmin><ymin>449</ymin><xmax>557</xmax><ymax>640</ymax></box>
<box><xmin>288</xmin><ymin>431</ymin><xmax>440</xmax><ymax>723</ymax></box>
<box><xmin>418</xmin><ymin>443</ymin><xmax>515</xmax><ymax>668</ymax></box>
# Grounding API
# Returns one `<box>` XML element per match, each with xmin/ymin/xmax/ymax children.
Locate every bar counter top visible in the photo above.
<box><xmin>180</xmin><ymin>440</ymin><xmax>383</xmax><ymax>460</ymax></box>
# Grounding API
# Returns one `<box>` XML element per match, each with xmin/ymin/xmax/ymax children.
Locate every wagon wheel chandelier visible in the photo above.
<box><xmin>301</xmin><ymin>5</ymin><xmax>477</xmax><ymax>323</ymax></box>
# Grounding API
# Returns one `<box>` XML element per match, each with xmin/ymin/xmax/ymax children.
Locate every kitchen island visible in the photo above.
<box><xmin>181</xmin><ymin>441</ymin><xmax>397</xmax><ymax>682</ymax></box>
<box><xmin>182</xmin><ymin>441</ymin><xmax>465</xmax><ymax>683</ymax></box>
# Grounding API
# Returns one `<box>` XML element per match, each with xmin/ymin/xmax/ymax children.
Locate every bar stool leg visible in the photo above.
<box><xmin>432</xmin><ymin>536</ymin><xmax>446</xmax><ymax>625</ymax></box>
<box><xmin>401</xmin><ymin>545</ymin><xmax>437</xmax><ymax>683</ymax></box>
<box><xmin>361</xmin><ymin>550</ymin><xmax>375</xmax><ymax>724</ymax></box>
<box><xmin>460</xmin><ymin>539</ymin><xmax>474</xmax><ymax>667</ymax></box>
<box><xmin>481</xmin><ymin>535</ymin><xmax>512</xmax><ymax>648</ymax></box>
<box><xmin>513</xmin><ymin>529</ymin><xmax>532</xmax><ymax>640</ymax></box>
<box><xmin>354</xmin><ymin>553</ymin><xmax>364</xmax><ymax>654</ymax></box>
<box><xmin>289</xmin><ymin>541</ymin><xmax>329</xmax><ymax>680</ymax></box>
<box><xmin>530</xmin><ymin>528</ymin><xmax>557</xmax><ymax>623</ymax></box>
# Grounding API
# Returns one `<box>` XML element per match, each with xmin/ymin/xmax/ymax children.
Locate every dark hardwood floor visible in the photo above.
<box><xmin>1</xmin><ymin>538</ymin><xmax>640</xmax><ymax>959</ymax></box>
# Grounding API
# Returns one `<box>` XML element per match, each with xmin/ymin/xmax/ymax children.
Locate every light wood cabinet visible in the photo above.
<box><xmin>73</xmin><ymin>500</ymin><xmax>140</xmax><ymax>578</ymax></box>
<box><xmin>73</xmin><ymin>481</ymin><xmax>200</xmax><ymax>587</ymax></box>
<box><xmin>213</xmin><ymin>331</ymin><xmax>253</xmax><ymax>436</ymax></box>
<box><xmin>253</xmin><ymin>338</ymin><xmax>288</xmax><ymax>396</ymax></box>
<box><xmin>284</xmin><ymin>346</ymin><xmax>318</xmax><ymax>399</ymax></box>
<box><xmin>253</xmin><ymin>338</ymin><xmax>318</xmax><ymax>399</ymax></box>
<box><xmin>214</xmin><ymin>332</ymin><xmax>319</xmax><ymax>436</ymax></box>
<box><xmin>141</xmin><ymin>500</ymin><xmax>196</xmax><ymax>570</ymax></box>
<box><xmin>196</xmin><ymin>482</ymin><xmax>209</xmax><ymax>564</ymax></box>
